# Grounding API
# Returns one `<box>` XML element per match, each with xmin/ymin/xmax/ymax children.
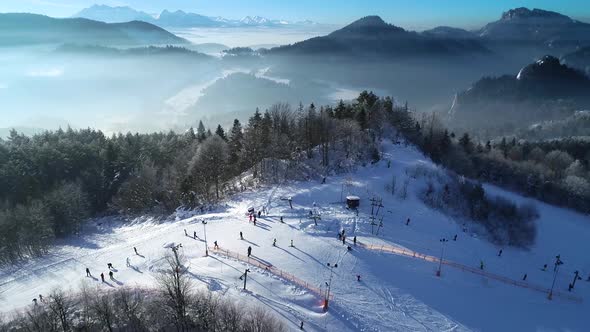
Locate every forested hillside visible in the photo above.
<box><xmin>0</xmin><ymin>94</ymin><xmax>386</xmax><ymax>263</ymax></box>
<box><xmin>2</xmin><ymin>90</ymin><xmax>588</xmax><ymax>264</ymax></box>
<box><xmin>405</xmin><ymin>113</ymin><xmax>590</xmax><ymax>214</ymax></box>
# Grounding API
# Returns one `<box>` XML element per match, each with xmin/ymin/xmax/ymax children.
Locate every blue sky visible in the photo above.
<box><xmin>1</xmin><ymin>0</ymin><xmax>589</xmax><ymax>29</ymax></box>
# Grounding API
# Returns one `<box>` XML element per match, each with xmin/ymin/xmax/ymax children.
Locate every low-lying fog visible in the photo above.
<box><xmin>172</xmin><ymin>25</ymin><xmax>339</xmax><ymax>49</ymax></box>
<box><xmin>0</xmin><ymin>46</ymin><xmax>223</xmax><ymax>135</ymax></box>
<box><xmin>0</xmin><ymin>27</ymin><xmax>528</xmax><ymax>137</ymax></box>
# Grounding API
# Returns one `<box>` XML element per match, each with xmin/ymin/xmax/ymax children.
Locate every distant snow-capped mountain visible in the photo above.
<box><xmin>74</xmin><ymin>4</ymin><xmax>154</xmax><ymax>23</ymax></box>
<box><xmin>74</xmin><ymin>5</ymin><xmax>317</xmax><ymax>28</ymax></box>
<box><xmin>240</xmin><ymin>16</ymin><xmax>271</xmax><ymax>25</ymax></box>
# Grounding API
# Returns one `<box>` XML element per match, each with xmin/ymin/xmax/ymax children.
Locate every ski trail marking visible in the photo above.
<box><xmin>210</xmin><ymin>247</ymin><xmax>333</xmax><ymax>300</ymax></box>
<box><xmin>360</xmin><ymin>242</ymin><xmax>582</xmax><ymax>303</ymax></box>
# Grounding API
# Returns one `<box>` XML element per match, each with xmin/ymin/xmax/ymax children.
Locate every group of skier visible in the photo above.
<box><xmin>84</xmin><ymin>247</ymin><xmax>142</xmax><ymax>284</ymax></box>
<box><xmin>184</xmin><ymin>229</ymin><xmax>199</xmax><ymax>240</ymax></box>
<box><xmin>31</xmin><ymin>294</ymin><xmax>45</xmax><ymax>305</ymax></box>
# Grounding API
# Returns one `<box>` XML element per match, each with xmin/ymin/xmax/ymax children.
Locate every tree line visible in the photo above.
<box><xmin>392</xmin><ymin>110</ymin><xmax>590</xmax><ymax>214</ymax></box>
<box><xmin>409</xmin><ymin>164</ymin><xmax>538</xmax><ymax>247</ymax></box>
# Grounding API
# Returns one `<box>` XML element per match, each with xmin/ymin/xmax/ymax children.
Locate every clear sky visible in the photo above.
<box><xmin>1</xmin><ymin>0</ymin><xmax>589</xmax><ymax>29</ymax></box>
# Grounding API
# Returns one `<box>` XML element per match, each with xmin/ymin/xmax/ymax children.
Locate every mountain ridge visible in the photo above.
<box><xmin>0</xmin><ymin>13</ymin><xmax>188</xmax><ymax>46</ymax></box>
<box><xmin>478</xmin><ymin>7</ymin><xmax>590</xmax><ymax>46</ymax></box>
<box><xmin>73</xmin><ymin>4</ymin><xmax>318</xmax><ymax>27</ymax></box>
<box><xmin>448</xmin><ymin>55</ymin><xmax>590</xmax><ymax>130</ymax></box>
<box><xmin>267</xmin><ymin>15</ymin><xmax>490</xmax><ymax>58</ymax></box>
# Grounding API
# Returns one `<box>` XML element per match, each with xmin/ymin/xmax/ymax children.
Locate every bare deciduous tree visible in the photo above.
<box><xmin>47</xmin><ymin>288</ymin><xmax>73</xmax><ymax>332</ymax></box>
<box><xmin>91</xmin><ymin>291</ymin><xmax>116</xmax><ymax>332</ymax></box>
<box><xmin>113</xmin><ymin>288</ymin><xmax>146</xmax><ymax>332</ymax></box>
<box><xmin>156</xmin><ymin>252</ymin><xmax>193</xmax><ymax>331</ymax></box>
<box><xmin>242</xmin><ymin>306</ymin><xmax>287</xmax><ymax>332</ymax></box>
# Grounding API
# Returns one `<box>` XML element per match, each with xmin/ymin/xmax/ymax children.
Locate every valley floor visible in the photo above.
<box><xmin>1</xmin><ymin>141</ymin><xmax>588</xmax><ymax>331</ymax></box>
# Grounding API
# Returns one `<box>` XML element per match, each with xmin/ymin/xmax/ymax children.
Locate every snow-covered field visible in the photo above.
<box><xmin>1</xmin><ymin>141</ymin><xmax>588</xmax><ymax>331</ymax></box>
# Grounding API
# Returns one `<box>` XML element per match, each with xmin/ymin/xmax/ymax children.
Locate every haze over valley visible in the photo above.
<box><xmin>3</xmin><ymin>4</ymin><xmax>590</xmax><ymax>136</ymax></box>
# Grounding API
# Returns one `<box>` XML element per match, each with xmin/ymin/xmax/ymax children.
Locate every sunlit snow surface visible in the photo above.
<box><xmin>1</xmin><ymin>141</ymin><xmax>588</xmax><ymax>331</ymax></box>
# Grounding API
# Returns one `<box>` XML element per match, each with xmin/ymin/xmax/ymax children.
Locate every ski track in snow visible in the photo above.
<box><xmin>1</xmin><ymin>140</ymin><xmax>589</xmax><ymax>331</ymax></box>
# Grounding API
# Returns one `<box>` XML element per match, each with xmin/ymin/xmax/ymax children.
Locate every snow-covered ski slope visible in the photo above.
<box><xmin>1</xmin><ymin>141</ymin><xmax>588</xmax><ymax>331</ymax></box>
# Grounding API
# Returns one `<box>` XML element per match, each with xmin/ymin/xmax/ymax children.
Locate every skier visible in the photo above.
<box><xmin>184</xmin><ymin>229</ymin><xmax>187</xmax><ymax>236</ymax></box>
<box><xmin>86</xmin><ymin>267</ymin><xmax>91</xmax><ymax>277</ymax></box>
<box><xmin>542</xmin><ymin>264</ymin><xmax>547</xmax><ymax>271</ymax></box>
<box><xmin>194</xmin><ymin>231</ymin><xmax>197</xmax><ymax>239</ymax></box>
<box><xmin>249</xmin><ymin>214</ymin><xmax>253</xmax><ymax>222</ymax></box>
<box><xmin>347</xmin><ymin>246</ymin><xmax>352</xmax><ymax>251</ymax></box>
<box><xmin>240</xmin><ymin>231</ymin><xmax>244</xmax><ymax>240</ymax></box>
<box><xmin>322</xmin><ymin>177</ymin><xmax>326</xmax><ymax>184</ymax></box>
<box><xmin>554</xmin><ymin>255</ymin><xmax>562</xmax><ymax>272</ymax></box>
<box><xmin>342</xmin><ymin>235</ymin><xmax>346</xmax><ymax>245</ymax></box>
<box><xmin>253</xmin><ymin>214</ymin><xmax>257</xmax><ymax>222</ymax></box>
<box><xmin>568</xmin><ymin>283</ymin><xmax>573</xmax><ymax>292</ymax></box>
<box><xmin>280</xmin><ymin>216</ymin><xmax>284</xmax><ymax>223</ymax></box>
<box><xmin>109</xmin><ymin>271</ymin><xmax>114</xmax><ymax>280</ymax></box>
<box><xmin>480</xmin><ymin>261</ymin><xmax>484</xmax><ymax>270</ymax></box>
<box><xmin>523</xmin><ymin>274</ymin><xmax>527</xmax><ymax>281</ymax></box>
<box><xmin>357</xmin><ymin>275</ymin><xmax>361</xmax><ymax>281</ymax></box>
<box><xmin>300</xmin><ymin>321</ymin><xmax>304</xmax><ymax>330</ymax></box>
<box><xmin>253</xmin><ymin>219</ymin><xmax>257</xmax><ymax>226</ymax></box>
<box><xmin>247</xmin><ymin>246</ymin><xmax>252</xmax><ymax>257</ymax></box>
<box><xmin>100</xmin><ymin>273</ymin><xmax>105</xmax><ymax>283</ymax></box>
<box><xmin>134</xmin><ymin>247</ymin><xmax>138</xmax><ymax>255</ymax></box>
<box><xmin>107</xmin><ymin>263</ymin><xmax>113</xmax><ymax>269</ymax></box>
<box><xmin>498</xmin><ymin>249</ymin><xmax>503</xmax><ymax>257</ymax></box>
<box><xmin>353</xmin><ymin>236</ymin><xmax>357</xmax><ymax>245</ymax></box>
<box><xmin>126</xmin><ymin>257</ymin><xmax>130</xmax><ymax>267</ymax></box>
<box><xmin>273</xmin><ymin>239</ymin><xmax>277</xmax><ymax>247</ymax></box>
<box><xmin>290</xmin><ymin>240</ymin><xmax>294</xmax><ymax>247</ymax></box>
<box><xmin>258</xmin><ymin>210</ymin><xmax>262</xmax><ymax>218</ymax></box>
<box><xmin>288</xmin><ymin>197</ymin><xmax>293</xmax><ymax>209</ymax></box>
<box><xmin>39</xmin><ymin>294</ymin><xmax>44</xmax><ymax>303</ymax></box>
<box><xmin>406</xmin><ymin>218</ymin><xmax>410</xmax><ymax>226</ymax></box>
<box><xmin>214</xmin><ymin>241</ymin><xmax>219</xmax><ymax>249</ymax></box>
<box><xmin>453</xmin><ymin>234</ymin><xmax>457</xmax><ymax>241</ymax></box>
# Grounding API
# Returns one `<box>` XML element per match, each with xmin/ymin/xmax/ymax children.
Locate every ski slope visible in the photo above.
<box><xmin>1</xmin><ymin>140</ymin><xmax>588</xmax><ymax>331</ymax></box>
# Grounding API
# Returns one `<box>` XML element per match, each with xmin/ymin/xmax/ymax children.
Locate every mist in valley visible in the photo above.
<box><xmin>0</xmin><ymin>38</ymin><xmax>532</xmax><ymax>138</ymax></box>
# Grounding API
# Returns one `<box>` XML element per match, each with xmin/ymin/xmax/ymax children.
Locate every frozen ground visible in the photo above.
<box><xmin>1</xmin><ymin>141</ymin><xmax>588</xmax><ymax>331</ymax></box>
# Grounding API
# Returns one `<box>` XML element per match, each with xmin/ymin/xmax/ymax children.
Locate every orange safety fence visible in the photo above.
<box><xmin>360</xmin><ymin>243</ymin><xmax>583</xmax><ymax>303</ymax></box>
<box><xmin>211</xmin><ymin>247</ymin><xmax>333</xmax><ymax>300</ymax></box>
